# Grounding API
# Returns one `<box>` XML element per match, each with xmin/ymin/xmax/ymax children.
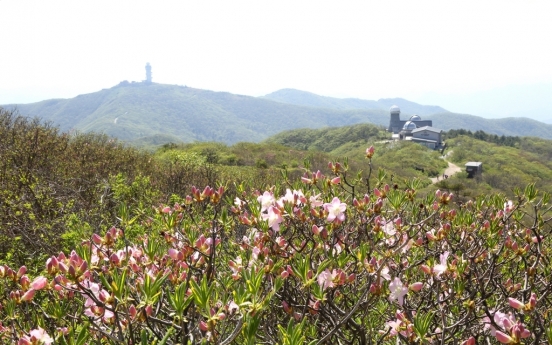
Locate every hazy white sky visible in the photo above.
<box><xmin>1</xmin><ymin>1</ymin><xmax>551</xmax><ymax>117</ymax></box>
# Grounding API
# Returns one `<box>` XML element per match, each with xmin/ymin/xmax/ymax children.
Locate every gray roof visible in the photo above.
<box><xmin>465</xmin><ymin>162</ymin><xmax>482</xmax><ymax>167</ymax></box>
<box><xmin>411</xmin><ymin>126</ymin><xmax>442</xmax><ymax>133</ymax></box>
<box><xmin>410</xmin><ymin>137</ymin><xmax>438</xmax><ymax>143</ymax></box>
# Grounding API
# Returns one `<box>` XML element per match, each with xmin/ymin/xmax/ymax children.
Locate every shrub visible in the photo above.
<box><xmin>0</xmin><ymin>146</ymin><xmax>551</xmax><ymax>344</ymax></box>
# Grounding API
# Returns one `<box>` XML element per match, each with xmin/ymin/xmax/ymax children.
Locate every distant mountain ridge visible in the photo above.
<box><xmin>2</xmin><ymin>83</ymin><xmax>389</xmax><ymax>145</ymax></box>
<box><xmin>3</xmin><ymin>83</ymin><xmax>552</xmax><ymax>145</ymax></box>
<box><xmin>263</xmin><ymin>88</ymin><xmax>449</xmax><ymax>116</ymax></box>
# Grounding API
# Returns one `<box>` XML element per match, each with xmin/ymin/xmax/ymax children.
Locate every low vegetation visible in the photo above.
<box><xmin>2</xmin><ymin>107</ymin><xmax>552</xmax><ymax>344</ymax></box>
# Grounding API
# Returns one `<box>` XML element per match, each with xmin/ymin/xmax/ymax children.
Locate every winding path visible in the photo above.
<box><xmin>430</xmin><ymin>161</ymin><xmax>462</xmax><ymax>184</ymax></box>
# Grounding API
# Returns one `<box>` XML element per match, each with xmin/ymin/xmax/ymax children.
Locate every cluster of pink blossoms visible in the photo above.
<box><xmin>256</xmin><ymin>188</ymin><xmax>347</xmax><ymax>232</ymax></box>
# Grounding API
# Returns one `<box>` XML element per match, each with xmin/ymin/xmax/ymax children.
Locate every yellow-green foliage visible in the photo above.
<box><xmin>438</xmin><ymin>135</ymin><xmax>552</xmax><ymax>199</ymax></box>
<box><xmin>373</xmin><ymin>141</ymin><xmax>448</xmax><ymax>179</ymax></box>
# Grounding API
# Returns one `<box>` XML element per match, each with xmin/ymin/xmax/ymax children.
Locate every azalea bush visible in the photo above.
<box><xmin>1</xmin><ymin>146</ymin><xmax>551</xmax><ymax>344</ymax></box>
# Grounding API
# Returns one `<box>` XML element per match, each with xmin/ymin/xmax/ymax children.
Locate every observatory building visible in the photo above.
<box><xmin>388</xmin><ymin>105</ymin><xmax>444</xmax><ymax>150</ymax></box>
<box><xmin>388</xmin><ymin>105</ymin><xmax>432</xmax><ymax>133</ymax></box>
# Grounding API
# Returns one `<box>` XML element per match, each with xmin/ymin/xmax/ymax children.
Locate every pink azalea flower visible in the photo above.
<box><xmin>504</xmin><ymin>200</ymin><xmax>514</xmax><ymax>213</ymax></box>
<box><xmin>317</xmin><ymin>269</ymin><xmax>336</xmax><ymax>290</ymax></box>
<box><xmin>29</xmin><ymin>327</ymin><xmax>54</xmax><ymax>345</ymax></box>
<box><xmin>433</xmin><ymin>251</ymin><xmax>449</xmax><ymax>277</ymax></box>
<box><xmin>383</xmin><ymin>319</ymin><xmax>401</xmax><ymax>337</ymax></box>
<box><xmin>278</xmin><ymin>189</ymin><xmax>306</xmax><ymax>206</ymax></box>
<box><xmin>234</xmin><ymin>197</ymin><xmax>243</xmax><ymax>208</ymax></box>
<box><xmin>323</xmin><ymin>197</ymin><xmax>347</xmax><ymax>223</ymax></box>
<box><xmin>257</xmin><ymin>191</ymin><xmax>275</xmax><ymax>212</ymax></box>
<box><xmin>262</xmin><ymin>206</ymin><xmax>283</xmax><ymax>231</ymax></box>
<box><xmin>388</xmin><ymin>277</ymin><xmax>408</xmax><ymax>306</ymax></box>
<box><xmin>381</xmin><ymin>310</ymin><xmax>412</xmax><ymax>338</ymax></box>
<box><xmin>309</xmin><ymin>193</ymin><xmax>323</xmax><ymax>208</ymax></box>
<box><xmin>483</xmin><ymin>310</ymin><xmax>516</xmax><ymax>336</ymax></box>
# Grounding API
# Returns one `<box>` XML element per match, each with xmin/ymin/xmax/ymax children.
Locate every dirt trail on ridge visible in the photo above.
<box><xmin>430</xmin><ymin>161</ymin><xmax>462</xmax><ymax>184</ymax></box>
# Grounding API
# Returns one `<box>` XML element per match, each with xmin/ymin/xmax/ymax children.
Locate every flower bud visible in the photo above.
<box><xmin>20</xmin><ymin>289</ymin><xmax>36</xmax><ymax>302</ymax></box>
<box><xmin>409</xmin><ymin>282</ymin><xmax>424</xmax><ymax>292</ymax></box>
<box><xmin>366</xmin><ymin>146</ymin><xmax>375</xmax><ymax>159</ymax></box>
<box><xmin>508</xmin><ymin>298</ymin><xmax>525</xmax><ymax>310</ymax></box>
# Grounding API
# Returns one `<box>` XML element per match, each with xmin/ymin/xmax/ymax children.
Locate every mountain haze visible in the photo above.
<box><xmin>264</xmin><ymin>89</ymin><xmax>552</xmax><ymax>139</ymax></box>
<box><xmin>426</xmin><ymin>112</ymin><xmax>552</xmax><ymax>138</ymax></box>
<box><xmin>263</xmin><ymin>88</ymin><xmax>448</xmax><ymax>116</ymax></box>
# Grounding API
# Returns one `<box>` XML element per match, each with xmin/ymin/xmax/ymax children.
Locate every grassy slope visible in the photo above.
<box><xmin>445</xmin><ymin>136</ymin><xmax>552</xmax><ymax>193</ymax></box>
<box><xmin>264</xmin><ymin>123</ymin><xmax>552</xmax><ymax>196</ymax></box>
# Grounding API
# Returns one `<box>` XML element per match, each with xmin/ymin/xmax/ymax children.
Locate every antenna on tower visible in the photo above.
<box><xmin>145</xmin><ymin>63</ymin><xmax>152</xmax><ymax>84</ymax></box>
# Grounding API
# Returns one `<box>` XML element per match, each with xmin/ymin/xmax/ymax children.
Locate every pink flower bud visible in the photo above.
<box><xmin>448</xmin><ymin>209</ymin><xmax>457</xmax><ymax>218</ymax></box>
<box><xmin>20</xmin><ymin>289</ymin><xmax>36</xmax><ymax>302</ymax></box>
<box><xmin>502</xmin><ymin>317</ymin><xmax>513</xmax><ymax>331</ymax></box>
<box><xmin>369</xmin><ymin>284</ymin><xmax>377</xmax><ymax>294</ymax></box>
<box><xmin>394</xmin><ymin>217</ymin><xmax>402</xmax><ymax>228</ymax></box>
<box><xmin>426</xmin><ymin>231</ymin><xmax>437</xmax><ymax>241</ymax></box>
<box><xmin>30</xmin><ymin>276</ymin><xmax>48</xmax><ymax>291</ymax></box>
<box><xmin>275</xmin><ymin>236</ymin><xmax>287</xmax><ymax>247</ymax></box>
<box><xmin>395</xmin><ymin>310</ymin><xmax>406</xmax><ymax>321</ymax></box>
<box><xmin>129</xmin><ymin>305</ymin><xmax>137</xmax><ymax>319</ymax></box>
<box><xmin>532</xmin><ymin>235</ymin><xmax>543</xmax><ymax>243</ymax></box>
<box><xmin>110</xmin><ymin>253</ymin><xmax>120</xmax><ymax>266</ymax></box>
<box><xmin>528</xmin><ymin>292</ymin><xmax>537</xmax><ymax>310</ymax></box>
<box><xmin>331</xmin><ymin>176</ymin><xmax>341</xmax><ymax>185</ymax></box>
<box><xmin>17</xmin><ymin>266</ymin><xmax>27</xmax><ymax>278</ymax></box>
<box><xmin>312</xmin><ymin>225</ymin><xmax>321</xmax><ymax>235</ymax></box>
<box><xmin>18</xmin><ymin>337</ymin><xmax>32</xmax><ymax>345</ymax></box>
<box><xmin>365</xmin><ymin>146</ymin><xmax>375</xmax><ymax>159</ymax></box>
<box><xmin>282</xmin><ymin>301</ymin><xmax>292</xmax><ymax>314</ymax></box>
<box><xmin>20</xmin><ymin>275</ymin><xmax>30</xmax><ymax>289</ymax></box>
<box><xmin>409</xmin><ymin>282</ymin><xmax>424</xmax><ymax>292</ymax></box>
<box><xmin>508</xmin><ymin>297</ymin><xmax>525</xmax><ymax>310</ymax></box>
<box><xmin>420</xmin><ymin>265</ymin><xmax>432</xmax><ymax>274</ymax></box>
<box><xmin>92</xmin><ymin>233</ymin><xmax>103</xmax><ymax>245</ymax></box>
<box><xmin>461</xmin><ymin>337</ymin><xmax>476</xmax><ymax>345</ymax></box>
<box><xmin>168</xmin><ymin>248</ymin><xmax>179</xmax><ymax>260</ymax></box>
